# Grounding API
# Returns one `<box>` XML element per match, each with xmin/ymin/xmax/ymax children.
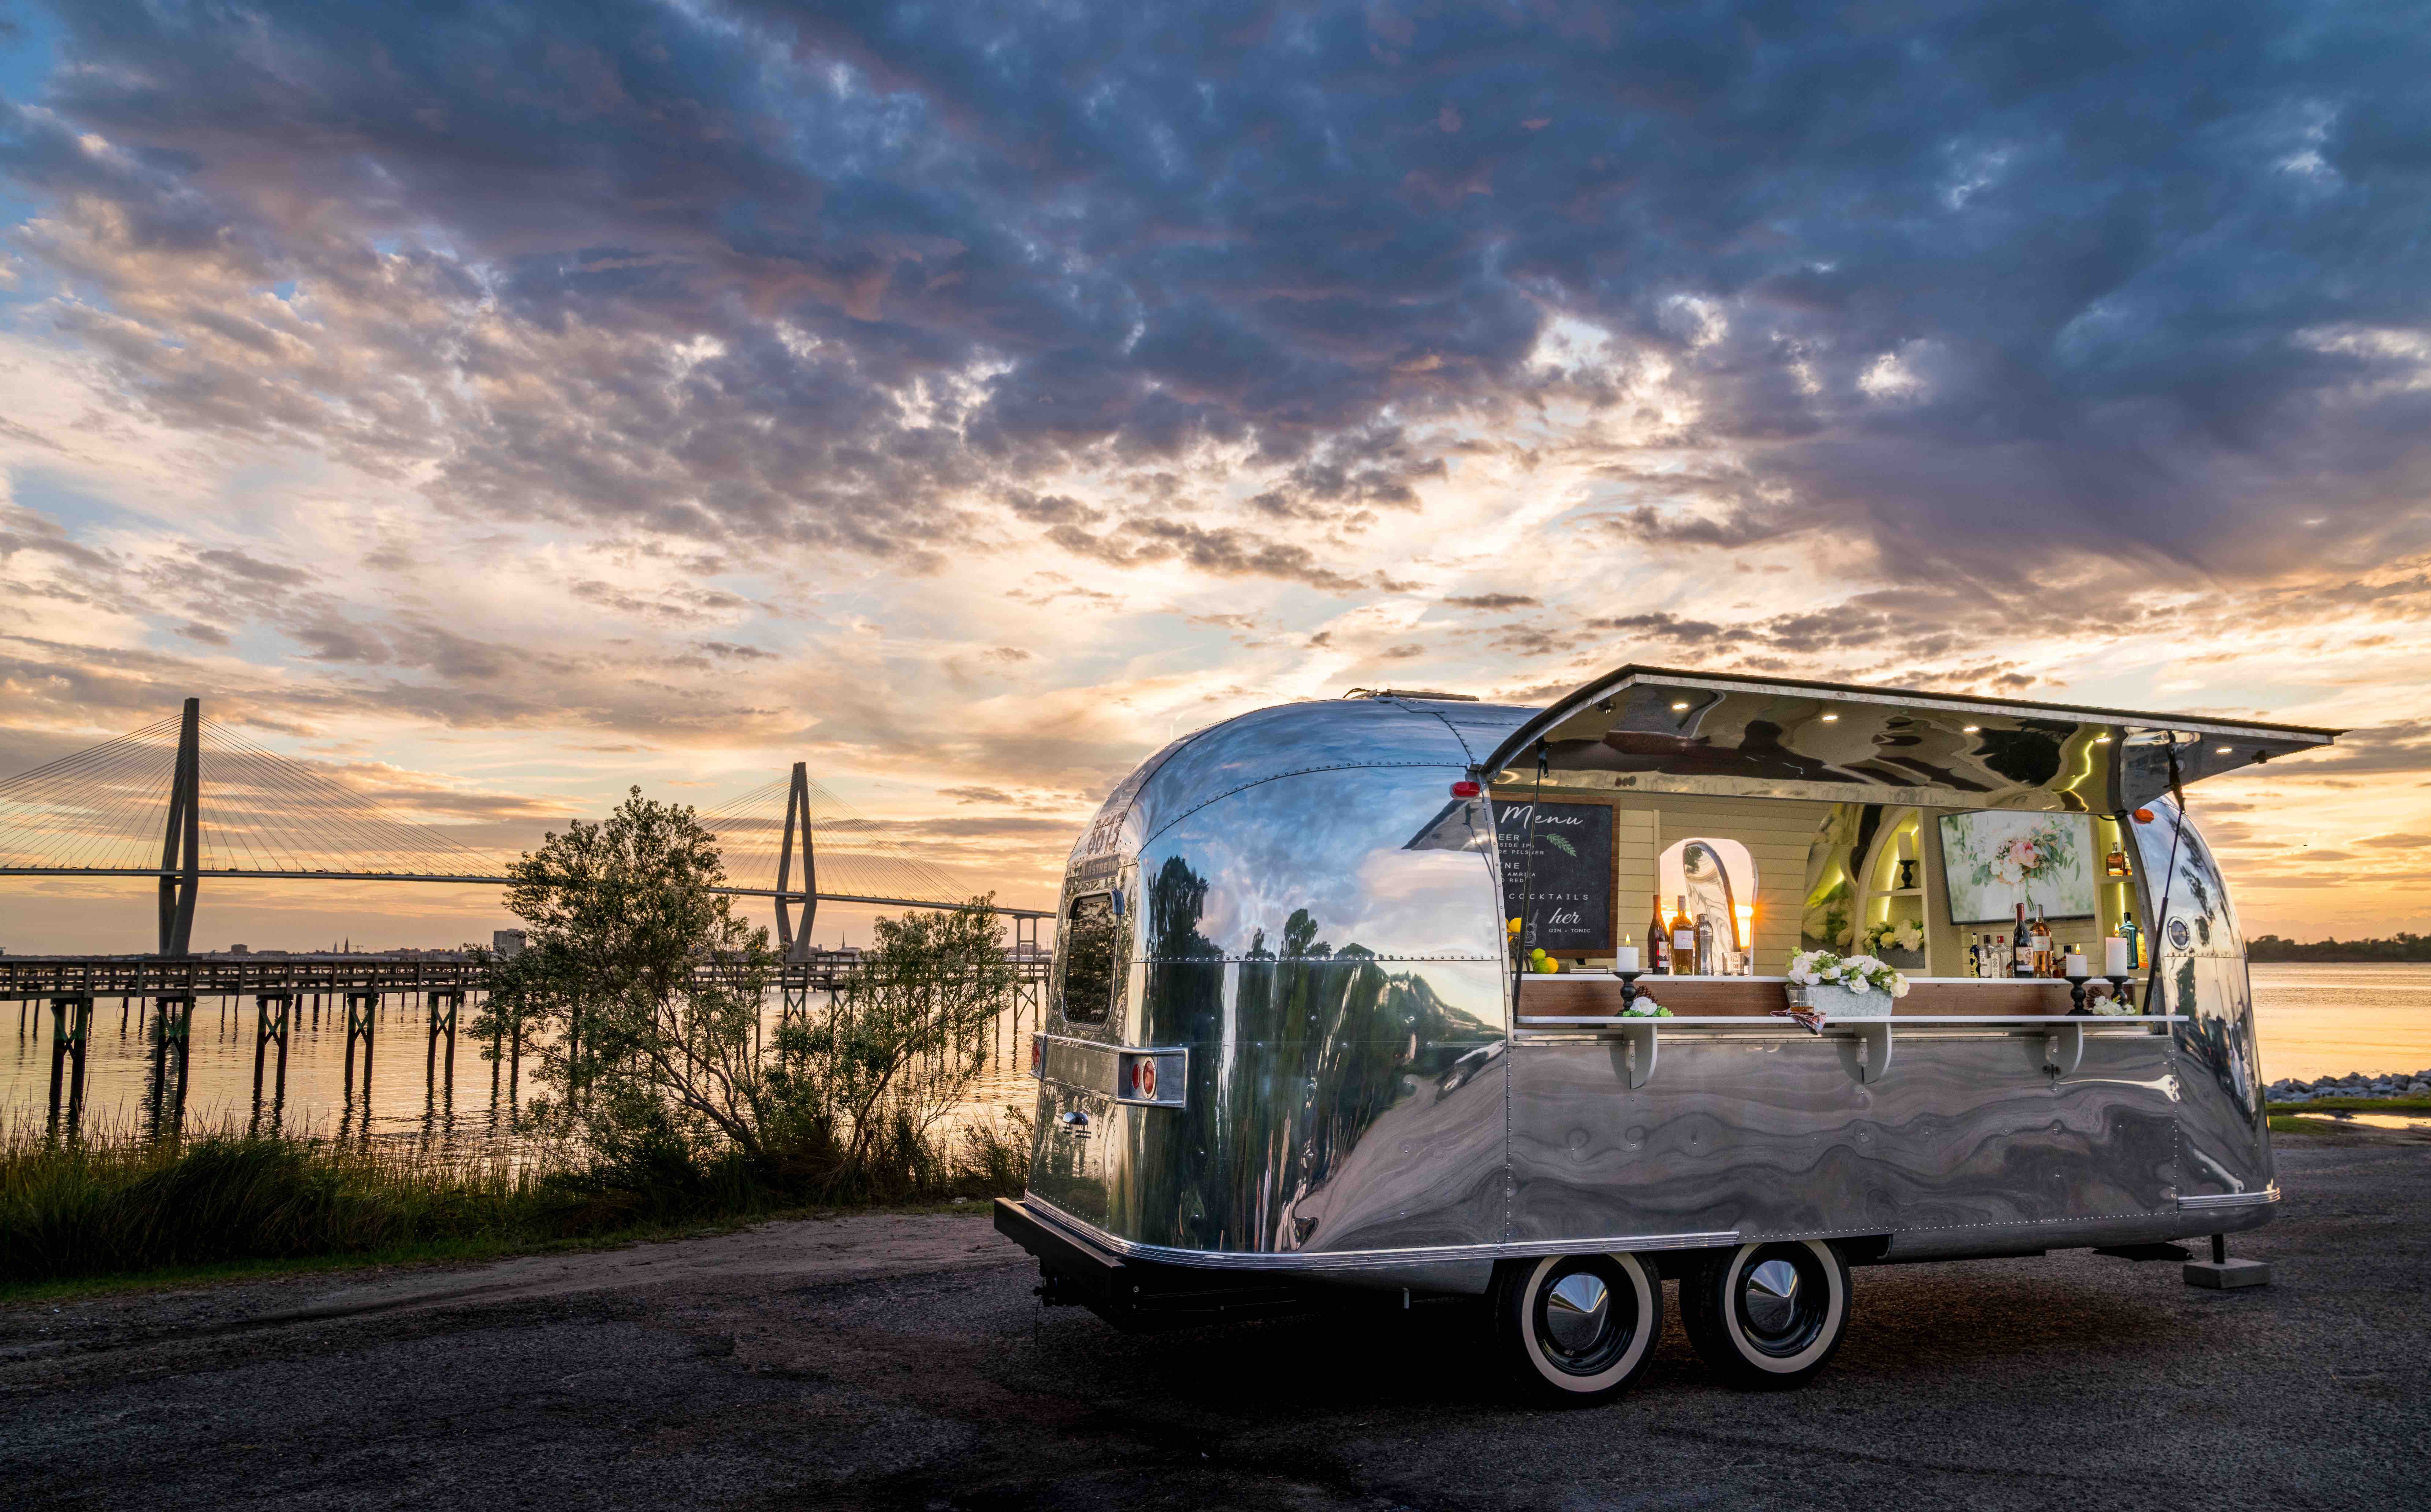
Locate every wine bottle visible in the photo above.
<box><xmin>2010</xmin><ymin>903</ymin><xmax>2034</xmax><ymax>978</ymax></box>
<box><xmin>1647</xmin><ymin>894</ymin><xmax>1671</xmax><ymax>974</ymax></box>
<box><xmin>2031</xmin><ymin>905</ymin><xmax>2053</xmax><ymax>977</ymax></box>
<box><xmin>1672</xmin><ymin>895</ymin><xmax>1697</xmax><ymax>976</ymax></box>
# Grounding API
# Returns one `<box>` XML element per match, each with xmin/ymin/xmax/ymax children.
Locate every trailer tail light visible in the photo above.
<box><xmin>1114</xmin><ymin>1049</ymin><xmax>1187</xmax><ymax>1108</ymax></box>
<box><xmin>1028</xmin><ymin>1034</ymin><xmax>1043</xmax><ymax>1078</ymax></box>
<box><xmin>1451</xmin><ymin>779</ymin><xmax>1481</xmax><ymax>798</ymax></box>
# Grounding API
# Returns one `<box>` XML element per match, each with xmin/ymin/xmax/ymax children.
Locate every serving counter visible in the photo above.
<box><xmin>1513</xmin><ymin>974</ymin><xmax>2174</xmax><ymax>1087</ymax></box>
<box><xmin>1515</xmin><ymin>974</ymin><xmax>2095</xmax><ymax>1019</ymax></box>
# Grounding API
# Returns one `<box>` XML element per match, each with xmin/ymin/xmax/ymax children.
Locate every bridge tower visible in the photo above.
<box><xmin>156</xmin><ymin>696</ymin><xmax>202</xmax><ymax>957</ymax></box>
<box><xmin>773</xmin><ymin>760</ymin><xmax>817</xmax><ymax>964</ymax></box>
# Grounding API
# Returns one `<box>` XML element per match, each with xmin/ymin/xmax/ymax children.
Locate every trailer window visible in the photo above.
<box><xmin>1059</xmin><ymin>892</ymin><xmax>1124</xmax><ymax>1026</ymax></box>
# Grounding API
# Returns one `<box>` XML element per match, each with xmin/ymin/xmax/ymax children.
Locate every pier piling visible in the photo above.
<box><xmin>252</xmin><ymin>992</ymin><xmax>294</xmax><ymax>1114</ymax></box>
<box><xmin>146</xmin><ymin>993</ymin><xmax>195</xmax><ymax>1135</ymax></box>
<box><xmin>46</xmin><ymin>993</ymin><xmax>93</xmax><ymax>1136</ymax></box>
<box><xmin>343</xmin><ymin>989</ymin><xmax>379</xmax><ymax>1098</ymax></box>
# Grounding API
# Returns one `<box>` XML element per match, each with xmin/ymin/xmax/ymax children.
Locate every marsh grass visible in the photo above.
<box><xmin>0</xmin><ymin>1103</ymin><xmax>1032</xmax><ymax>1288</ymax></box>
<box><xmin>2266</xmin><ymin>1096</ymin><xmax>2431</xmax><ymax>1114</ymax></box>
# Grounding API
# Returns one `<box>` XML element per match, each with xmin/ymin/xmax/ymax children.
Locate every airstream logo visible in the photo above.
<box><xmin>2167</xmin><ymin>918</ymin><xmax>2191</xmax><ymax>949</ymax></box>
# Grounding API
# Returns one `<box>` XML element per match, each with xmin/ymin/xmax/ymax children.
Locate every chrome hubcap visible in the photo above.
<box><xmin>1743</xmin><ymin>1258</ymin><xmax>1801</xmax><ymax>1337</ymax></box>
<box><xmin>1731</xmin><ymin>1245</ymin><xmax>1833</xmax><ymax>1358</ymax></box>
<box><xmin>1529</xmin><ymin>1259</ymin><xmax>1642</xmax><ymax>1378</ymax></box>
<box><xmin>1544</xmin><ymin>1273</ymin><xmax>1610</xmax><ymax>1352</ymax></box>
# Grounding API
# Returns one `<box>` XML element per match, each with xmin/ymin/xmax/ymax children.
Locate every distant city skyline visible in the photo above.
<box><xmin>3</xmin><ymin>1</ymin><xmax>2427</xmax><ymax>951</ymax></box>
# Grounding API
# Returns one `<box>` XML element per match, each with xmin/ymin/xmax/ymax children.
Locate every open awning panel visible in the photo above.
<box><xmin>1477</xmin><ymin>666</ymin><xmax>2340</xmax><ymax>813</ymax></box>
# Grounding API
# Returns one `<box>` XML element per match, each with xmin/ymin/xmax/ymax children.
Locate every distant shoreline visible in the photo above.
<box><xmin>2251</xmin><ymin>955</ymin><xmax>2431</xmax><ymax>965</ymax></box>
<box><xmin>2248</xmin><ymin>938</ymin><xmax>2431</xmax><ymax>965</ymax></box>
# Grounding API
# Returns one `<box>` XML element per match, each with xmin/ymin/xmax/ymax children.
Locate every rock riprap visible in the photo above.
<box><xmin>2267</xmin><ymin>1070</ymin><xmax>2431</xmax><ymax>1102</ymax></box>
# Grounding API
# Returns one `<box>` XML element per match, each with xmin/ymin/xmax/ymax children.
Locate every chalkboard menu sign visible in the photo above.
<box><xmin>1496</xmin><ymin>797</ymin><xmax>1615</xmax><ymax>954</ymax></box>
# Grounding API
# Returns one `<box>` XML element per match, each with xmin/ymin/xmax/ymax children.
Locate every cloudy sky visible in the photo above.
<box><xmin>2</xmin><ymin>0</ymin><xmax>2427</xmax><ymax>953</ymax></box>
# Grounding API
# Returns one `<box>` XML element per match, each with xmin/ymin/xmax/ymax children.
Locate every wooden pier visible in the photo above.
<box><xmin>6</xmin><ymin>949</ymin><xmax>1049</xmax><ymax>1136</ymax></box>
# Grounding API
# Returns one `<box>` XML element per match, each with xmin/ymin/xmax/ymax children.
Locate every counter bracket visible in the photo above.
<box><xmin>2043</xmin><ymin>1021</ymin><xmax>2084</xmax><ymax>1078</ymax></box>
<box><xmin>1843</xmin><ymin>1020</ymin><xmax>1893</xmax><ymax>1084</ymax></box>
<box><xmin>1616</xmin><ymin>1020</ymin><xmax>1657</xmax><ymax>1089</ymax></box>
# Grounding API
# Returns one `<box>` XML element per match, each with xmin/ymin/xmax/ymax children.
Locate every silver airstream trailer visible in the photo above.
<box><xmin>994</xmin><ymin>667</ymin><xmax>2335</xmax><ymax>1400</ymax></box>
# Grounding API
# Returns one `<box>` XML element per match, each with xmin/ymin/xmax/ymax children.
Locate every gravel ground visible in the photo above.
<box><xmin>3</xmin><ymin>1134</ymin><xmax>2424</xmax><ymax>1512</ymax></box>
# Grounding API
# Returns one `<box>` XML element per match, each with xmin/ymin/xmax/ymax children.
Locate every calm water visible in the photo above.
<box><xmin>2247</xmin><ymin>962</ymin><xmax>2431</xmax><ymax>1081</ymax></box>
<box><xmin>7</xmin><ymin>962</ymin><xmax>2425</xmax><ymax>1152</ymax></box>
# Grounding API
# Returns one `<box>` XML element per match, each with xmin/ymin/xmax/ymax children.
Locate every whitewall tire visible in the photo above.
<box><xmin>1491</xmin><ymin>1252</ymin><xmax>1663</xmax><ymax>1404</ymax></box>
<box><xmin>1682</xmin><ymin>1239</ymin><xmax>1850</xmax><ymax>1389</ymax></box>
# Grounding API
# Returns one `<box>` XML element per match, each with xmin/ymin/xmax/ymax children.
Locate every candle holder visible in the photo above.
<box><xmin>1894</xmin><ymin>858</ymin><xmax>1917</xmax><ymax>891</ymax></box>
<box><xmin>2066</xmin><ymin>973</ymin><xmax>2091</xmax><ymax>1015</ymax></box>
<box><xmin>2105</xmin><ymin>973</ymin><xmax>2138</xmax><ymax>1015</ymax></box>
<box><xmin>1617</xmin><ymin>970</ymin><xmax>1643</xmax><ymax>1010</ymax></box>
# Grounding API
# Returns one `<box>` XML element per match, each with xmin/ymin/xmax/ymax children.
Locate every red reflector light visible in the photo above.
<box><xmin>1451</xmin><ymin>780</ymin><xmax>1481</xmax><ymax>798</ymax></box>
<box><xmin>1029</xmin><ymin>1037</ymin><xmax>1043</xmax><ymax>1075</ymax></box>
<box><xmin>2133</xmin><ymin>808</ymin><xmax>2155</xmax><ymax>823</ymax></box>
<box><xmin>1132</xmin><ymin>1058</ymin><xmax>1157</xmax><ymax>1099</ymax></box>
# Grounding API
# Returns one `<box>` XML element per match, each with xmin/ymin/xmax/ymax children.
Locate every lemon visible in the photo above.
<box><xmin>1529</xmin><ymin>947</ymin><xmax>1546</xmax><ymax>962</ymax></box>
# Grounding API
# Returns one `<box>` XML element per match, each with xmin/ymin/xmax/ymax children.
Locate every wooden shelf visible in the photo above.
<box><xmin>1508</xmin><ymin>1015</ymin><xmax>2184</xmax><ymax>1087</ymax></box>
<box><xmin>1518</xmin><ymin>975</ymin><xmax>2087</xmax><ymax>1017</ymax></box>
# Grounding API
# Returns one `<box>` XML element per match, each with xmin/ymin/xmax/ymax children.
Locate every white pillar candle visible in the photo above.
<box><xmin>2064</xmin><ymin>950</ymin><xmax>2088</xmax><ymax>976</ymax></box>
<box><xmin>2103</xmin><ymin>936</ymin><xmax>2131</xmax><ymax>975</ymax></box>
<box><xmin>1615</xmin><ymin>946</ymin><xmax>1641</xmax><ymax>973</ymax></box>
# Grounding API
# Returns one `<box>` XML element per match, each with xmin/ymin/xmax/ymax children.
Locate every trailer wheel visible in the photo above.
<box><xmin>1491</xmin><ymin>1252</ymin><xmax>1662</xmax><ymax>1404</ymax></box>
<box><xmin>1682</xmin><ymin>1240</ymin><xmax>1850</xmax><ymax>1389</ymax></box>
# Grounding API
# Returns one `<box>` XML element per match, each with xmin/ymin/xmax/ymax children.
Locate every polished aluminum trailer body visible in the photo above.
<box><xmin>1013</xmin><ymin>671</ymin><xmax>2329</xmax><ymax>1296</ymax></box>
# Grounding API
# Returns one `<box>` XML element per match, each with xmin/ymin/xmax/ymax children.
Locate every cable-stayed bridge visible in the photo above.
<box><xmin>0</xmin><ymin>698</ymin><xmax>1049</xmax><ymax>959</ymax></box>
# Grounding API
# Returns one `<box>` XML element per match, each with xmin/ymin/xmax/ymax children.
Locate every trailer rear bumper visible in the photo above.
<box><xmin>993</xmin><ymin>1196</ymin><xmax>1309</xmax><ymax>1329</ymax></box>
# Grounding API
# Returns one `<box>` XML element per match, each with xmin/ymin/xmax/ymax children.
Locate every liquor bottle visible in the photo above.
<box><xmin>1672</xmin><ymin>895</ymin><xmax>1697</xmax><ymax>976</ymax></box>
<box><xmin>2010</xmin><ymin>903</ymin><xmax>2034</xmax><ymax>978</ymax></box>
<box><xmin>1694</xmin><ymin>910</ymin><xmax>1716</xmax><ymax>976</ymax></box>
<box><xmin>1967</xmin><ymin>936</ymin><xmax>1982</xmax><ymax>978</ymax></box>
<box><xmin>2120</xmin><ymin>909</ymin><xmax>2140</xmax><ymax>969</ymax></box>
<box><xmin>2031</xmin><ymin>906</ymin><xmax>2053</xmax><ymax>976</ymax></box>
<box><xmin>1647</xmin><ymin>895</ymin><xmax>1671</xmax><ymax>974</ymax></box>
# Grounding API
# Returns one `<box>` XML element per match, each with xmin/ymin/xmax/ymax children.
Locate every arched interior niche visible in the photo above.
<box><xmin>1658</xmin><ymin>837</ymin><xmax>1757</xmax><ymax>973</ymax></box>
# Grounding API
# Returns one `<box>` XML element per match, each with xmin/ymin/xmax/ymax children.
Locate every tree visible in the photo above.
<box><xmin>790</xmin><ymin>899</ymin><xmax>1016</xmax><ymax>1181</ymax></box>
<box><xmin>482</xmin><ymin>785</ymin><xmax>1020</xmax><ymax>1199</ymax></box>
<box><xmin>501</xmin><ymin>788</ymin><xmax>782</xmax><ymax>1167</ymax></box>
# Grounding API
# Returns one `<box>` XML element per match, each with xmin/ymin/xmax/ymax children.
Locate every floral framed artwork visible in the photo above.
<box><xmin>1937</xmin><ymin>810</ymin><xmax>2097</xmax><ymax>922</ymax></box>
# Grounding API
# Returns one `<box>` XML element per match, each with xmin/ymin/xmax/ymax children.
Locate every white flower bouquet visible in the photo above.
<box><xmin>1621</xmin><ymin>994</ymin><xmax>1673</xmax><ymax>1019</ymax></box>
<box><xmin>1784</xmin><ymin>949</ymin><xmax>1910</xmax><ymax>1017</ymax></box>
<box><xmin>1861</xmin><ymin>919</ymin><xmax>1926</xmax><ymax>956</ymax></box>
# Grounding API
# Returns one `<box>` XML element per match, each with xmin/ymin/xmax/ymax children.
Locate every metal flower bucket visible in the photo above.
<box><xmin>1784</xmin><ymin>982</ymin><xmax>1894</xmax><ymax>1018</ymax></box>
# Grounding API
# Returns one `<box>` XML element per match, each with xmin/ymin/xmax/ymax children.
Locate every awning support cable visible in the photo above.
<box><xmin>1510</xmin><ymin>740</ymin><xmax>1549</xmax><ymax>998</ymax></box>
<box><xmin>2140</xmin><ymin>736</ymin><xmax>2190</xmax><ymax>1017</ymax></box>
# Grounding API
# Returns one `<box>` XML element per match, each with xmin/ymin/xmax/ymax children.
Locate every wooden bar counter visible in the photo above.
<box><xmin>1516</xmin><ymin>975</ymin><xmax>2086</xmax><ymax>1019</ymax></box>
